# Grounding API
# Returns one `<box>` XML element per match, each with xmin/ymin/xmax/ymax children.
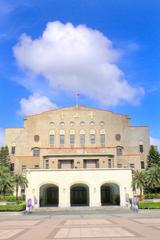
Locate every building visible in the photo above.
<box><xmin>5</xmin><ymin>105</ymin><xmax>150</xmax><ymax>208</ymax></box>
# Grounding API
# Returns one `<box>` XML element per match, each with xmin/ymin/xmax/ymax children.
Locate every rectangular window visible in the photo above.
<box><xmin>117</xmin><ymin>163</ymin><xmax>122</xmax><ymax>168</ymax></box>
<box><xmin>60</xmin><ymin>135</ymin><xmax>65</xmax><ymax>145</ymax></box>
<box><xmin>90</xmin><ymin>134</ymin><xmax>96</xmax><ymax>144</ymax></box>
<box><xmin>130</xmin><ymin>163</ymin><xmax>135</xmax><ymax>169</ymax></box>
<box><xmin>11</xmin><ymin>146</ymin><xmax>16</xmax><ymax>154</ymax></box>
<box><xmin>83</xmin><ymin>159</ymin><xmax>99</xmax><ymax>168</ymax></box>
<box><xmin>10</xmin><ymin>163</ymin><xmax>14</xmax><ymax>171</ymax></box>
<box><xmin>45</xmin><ymin>160</ymin><xmax>49</xmax><ymax>169</ymax></box>
<box><xmin>108</xmin><ymin>159</ymin><xmax>112</xmax><ymax>168</ymax></box>
<box><xmin>33</xmin><ymin>149</ymin><xmax>40</xmax><ymax>157</ymax></box>
<box><xmin>80</xmin><ymin>134</ymin><xmax>85</xmax><ymax>145</ymax></box>
<box><xmin>49</xmin><ymin>135</ymin><xmax>54</xmax><ymax>145</ymax></box>
<box><xmin>100</xmin><ymin>134</ymin><xmax>105</xmax><ymax>146</ymax></box>
<box><xmin>141</xmin><ymin>161</ymin><xmax>145</xmax><ymax>169</ymax></box>
<box><xmin>22</xmin><ymin>165</ymin><xmax>26</xmax><ymax>172</ymax></box>
<box><xmin>70</xmin><ymin>134</ymin><xmax>75</xmax><ymax>145</ymax></box>
<box><xmin>34</xmin><ymin>165</ymin><xmax>39</xmax><ymax>169</ymax></box>
<box><xmin>58</xmin><ymin>160</ymin><xmax>74</xmax><ymax>169</ymax></box>
<box><xmin>139</xmin><ymin>145</ymin><xmax>144</xmax><ymax>153</ymax></box>
<box><xmin>117</xmin><ymin>147</ymin><xmax>123</xmax><ymax>156</ymax></box>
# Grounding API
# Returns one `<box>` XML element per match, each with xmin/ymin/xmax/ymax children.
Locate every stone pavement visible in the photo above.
<box><xmin>0</xmin><ymin>210</ymin><xmax>160</xmax><ymax>240</ymax></box>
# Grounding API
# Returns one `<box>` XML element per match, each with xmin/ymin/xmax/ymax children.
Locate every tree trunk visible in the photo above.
<box><xmin>16</xmin><ymin>185</ymin><xmax>18</xmax><ymax>201</ymax></box>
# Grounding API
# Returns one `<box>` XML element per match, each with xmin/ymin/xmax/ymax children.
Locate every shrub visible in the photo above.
<box><xmin>138</xmin><ymin>201</ymin><xmax>160</xmax><ymax>209</ymax></box>
<box><xmin>0</xmin><ymin>195</ymin><xmax>22</xmax><ymax>202</ymax></box>
<box><xmin>144</xmin><ymin>193</ymin><xmax>160</xmax><ymax>199</ymax></box>
<box><xmin>0</xmin><ymin>201</ymin><xmax>26</xmax><ymax>211</ymax></box>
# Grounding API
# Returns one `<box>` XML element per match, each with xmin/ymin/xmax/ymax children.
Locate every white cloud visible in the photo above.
<box><xmin>19</xmin><ymin>93</ymin><xmax>57</xmax><ymax>116</ymax></box>
<box><xmin>150</xmin><ymin>137</ymin><xmax>160</xmax><ymax>150</ymax></box>
<box><xmin>14</xmin><ymin>21</ymin><xmax>144</xmax><ymax>106</ymax></box>
<box><xmin>0</xmin><ymin>128</ymin><xmax>4</xmax><ymax>147</ymax></box>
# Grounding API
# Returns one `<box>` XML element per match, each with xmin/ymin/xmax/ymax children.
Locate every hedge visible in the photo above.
<box><xmin>0</xmin><ymin>201</ymin><xmax>26</xmax><ymax>211</ymax></box>
<box><xmin>144</xmin><ymin>193</ymin><xmax>160</xmax><ymax>199</ymax></box>
<box><xmin>138</xmin><ymin>201</ymin><xmax>160</xmax><ymax>209</ymax></box>
<box><xmin>0</xmin><ymin>195</ymin><xmax>22</xmax><ymax>202</ymax></box>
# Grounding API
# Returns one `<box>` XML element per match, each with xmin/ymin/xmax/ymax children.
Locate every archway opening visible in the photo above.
<box><xmin>40</xmin><ymin>184</ymin><xmax>59</xmax><ymax>207</ymax></box>
<box><xmin>101</xmin><ymin>183</ymin><xmax>120</xmax><ymax>206</ymax></box>
<box><xmin>70</xmin><ymin>184</ymin><xmax>89</xmax><ymax>206</ymax></box>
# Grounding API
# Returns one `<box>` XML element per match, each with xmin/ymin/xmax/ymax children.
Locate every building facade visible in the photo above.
<box><xmin>5</xmin><ymin>105</ymin><xmax>150</xmax><ymax>207</ymax></box>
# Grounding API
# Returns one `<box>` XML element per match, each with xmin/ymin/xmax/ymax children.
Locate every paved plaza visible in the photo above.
<box><xmin>0</xmin><ymin>209</ymin><xmax>160</xmax><ymax>240</ymax></box>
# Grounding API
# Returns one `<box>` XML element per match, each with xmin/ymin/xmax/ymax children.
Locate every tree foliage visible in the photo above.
<box><xmin>147</xmin><ymin>145</ymin><xmax>160</xmax><ymax>167</ymax></box>
<box><xmin>0</xmin><ymin>146</ymin><xmax>10</xmax><ymax>167</ymax></box>
<box><xmin>13</xmin><ymin>173</ymin><xmax>28</xmax><ymax>201</ymax></box>
<box><xmin>132</xmin><ymin>170</ymin><xmax>145</xmax><ymax>197</ymax></box>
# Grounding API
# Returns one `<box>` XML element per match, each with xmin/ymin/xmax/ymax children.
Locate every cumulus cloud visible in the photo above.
<box><xmin>150</xmin><ymin>137</ymin><xmax>160</xmax><ymax>150</ymax></box>
<box><xmin>14</xmin><ymin>21</ymin><xmax>144</xmax><ymax>106</ymax></box>
<box><xmin>0</xmin><ymin>128</ymin><xmax>4</xmax><ymax>147</ymax></box>
<box><xmin>19</xmin><ymin>93</ymin><xmax>57</xmax><ymax>116</ymax></box>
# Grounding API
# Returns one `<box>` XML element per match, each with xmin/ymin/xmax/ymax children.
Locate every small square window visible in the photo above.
<box><xmin>130</xmin><ymin>163</ymin><xmax>135</xmax><ymax>169</ymax></box>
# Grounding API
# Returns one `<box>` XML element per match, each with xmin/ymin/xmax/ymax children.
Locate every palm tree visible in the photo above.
<box><xmin>132</xmin><ymin>170</ymin><xmax>145</xmax><ymax>198</ymax></box>
<box><xmin>0</xmin><ymin>166</ymin><xmax>14</xmax><ymax>198</ymax></box>
<box><xmin>13</xmin><ymin>173</ymin><xmax>28</xmax><ymax>201</ymax></box>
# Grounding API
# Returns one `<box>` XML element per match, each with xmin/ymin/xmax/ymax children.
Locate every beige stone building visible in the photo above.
<box><xmin>5</xmin><ymin>105</ymin><xmax>150</xmax><ymax>208</ymax></box>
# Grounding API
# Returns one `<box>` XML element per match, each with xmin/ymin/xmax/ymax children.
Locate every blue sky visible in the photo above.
<box><xmin>0</xmin><ymin>0</ymin><xmax>160</xmax><ymax>146</ymax></box>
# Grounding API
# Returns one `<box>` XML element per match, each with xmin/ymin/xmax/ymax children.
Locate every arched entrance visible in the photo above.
<box><xmin>101</xmin><ymin>183</ymin><xmax>120</xmax><ymax>206</ymax></box>
<box><xmin>70</xmin><ymin>184</ymin><xmax>89</xmax><ymax>206</ymax></box>
<box><xmin>40</xmin><ymin>184</ymin><xmax>59</xmax><ymax>207</ymax></box>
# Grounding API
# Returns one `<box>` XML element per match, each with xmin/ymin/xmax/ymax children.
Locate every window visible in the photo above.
<box><xmin>100</xmin><ymin>134</ymin><xmax>105</xmax><ymax>146</ymax></box>
<box><xmin>116</xmin><ymin>146</ymin><xmax>123</xmax><ymax>156</ymax></box>
<box><xmin>49</xmin><ymin>135</ymin><xmax>54</xmax><ymax>145</ymax></box>
<box><xmin>32</xmin><ymin>148</ymin><xmax>40</xmax><ymax>157</ymax></box>
<box><xmin>90</xmin><ymin>134</ymin><xmax>96</xmax><ymax>144</ymax></box>
<box><xmin>11</xmin><ymin>146</ymin><xmax>16</xmax><ymax>154</ymax></box>
<box><xmin>70</xmin><ymin>134</ymin><xmax>75</xmax><ymax>145</ymax></box>
<box><xmin>80</xmin><ymin>134</ymin><xmax>85</xmax><ymax>145</ymax></box>
<box><xmin>108</xmin><ymin>159</ymin><xmax>112</xmax><ymax>168</ymax></box>
<box><xmin>139</xmin><ymin>145</ymin><xmax>144</xmax><ymax>153</ymax></box>
<box><xmin>130</xmin><ymin>163</ymin><xmax>135</xmax><ymax>169</ymax></box>
<box><xmin>45</xmin><ymin>160</ymin><xmax>49</xmax><ymax>169</ymax></box>
<box><xmin>34</xmin><ymin>165</ymin><xmax>39</xmax><ymax>169</ymax></box>
<box><xmin>60</xmin><ymin>135</ymin><xmax>65</xmax><ymax>145</ymax></box>
<box><xmin>22</xmin><ymin>165</ymin><xmax>26</xmax><ymax>172</ymax></box>
<box><xmin>117</xmin><ymin>163</ymin><xmax>122</xmax><ymax>168</ymax></box>
<box><xmin>90</xmin><ymin>121</ymin><xmax>95</xmax><ymax>125</ymax></box>
<box><xmin>141</xmin><ymin>161</ymin><xmax>145</xmax><ymax>169</ymax></box>
<box><xmin>10</xmin><ymin>163</ymin><xmax>14</xmax><ymax>171</ymax></box>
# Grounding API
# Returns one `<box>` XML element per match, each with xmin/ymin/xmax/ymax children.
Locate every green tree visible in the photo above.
<box><xmin>144</xmin><ymin>164</ymin><xmax>160</xmax><ymax>192</ymax></box>
<box><xmin>0</xmin><ymin>146</ymin><xmax>10</xmax><ymax>167</ymax></box>
<box><xmin>147</xmin><ymin>146</ymin><xmax>160</xmax><ymax>168</ymax></box>
<box><xmin>0</xmin><ymin>165</ymin><xmax>14</xmax><ymax>198</ymax></box>
<box><xmin>132</xmin><ymin>170</ymin><xmax>145</xmax><ymax>197</ymax></box>
<box><xmin>13</xmin><ymin>173</ymin><xmax>28</xmax><ymax>201</ymax></box>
